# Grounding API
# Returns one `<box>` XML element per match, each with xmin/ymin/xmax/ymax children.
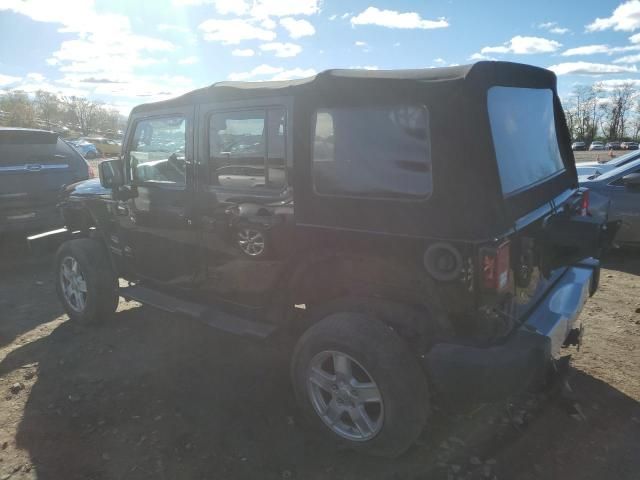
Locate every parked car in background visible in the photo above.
<box><xmin>589</xmin><ymin>141</ymin><xmax>605</xmax><ymax>151</ymax></box>
<box><xmin>0</xmin><ymin>128</ymin><xmax>92</xmax><ymax>234</ymax></box>
<box><xmin>580</xmin><ymin>156</ymin><xmax>640</xmax><ymax>245</ymax></box>
<box><xmin>81</xmin><ymin>137</ymin><xmax>121</xmax><ymax>156</ymax></box>
<box><xmin>66</xmin><ymin>139</ymin><xmax>99</xmax><ymax>159</ymax></box>
<box><xmin>605</xmin><ymin>141</ymin><xmax>621</xmax><ymax>150</ymax></box>
<box><xmin>571</xmin><ymin>141</ymin><xmax>586</xmax><ymax>151</ymax></box>
<box><xmin>621</xmin><ymin>141</ymin><xmax>639</xmax><ymax>150</ymax></box>
<box><xmin>576</xmin><ymin>150</ymin><xmax>640</xmax><ymax>177</ymax></box>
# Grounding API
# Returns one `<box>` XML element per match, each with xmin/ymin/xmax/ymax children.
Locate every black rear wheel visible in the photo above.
<box><xmin>291</xmin><ymin>313</ymin><xmax>429</xmax><ymax>457</ymax></box>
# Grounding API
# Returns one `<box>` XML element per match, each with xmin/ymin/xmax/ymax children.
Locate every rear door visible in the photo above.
<box><xmin>194</xmin><ymin>99</ymin><xmax>294</xmax><ymax>308</ymax></box>
<box><xmin>0</xmin><ymin>130</ymin><xmax>86</xmax><ymax>226</ymax></box>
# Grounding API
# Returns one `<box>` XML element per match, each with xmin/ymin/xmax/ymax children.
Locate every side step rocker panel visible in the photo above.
<box><xmin>119</xmin><ymin>285</ymin><xmax>277</xmax><ymax>338</ymax></box>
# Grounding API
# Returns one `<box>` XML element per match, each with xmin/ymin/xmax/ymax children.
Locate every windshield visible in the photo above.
<box><xmin>488</xmin><ymin>87</ymin><xmax>565</xmax><ymax>195</ymax></box>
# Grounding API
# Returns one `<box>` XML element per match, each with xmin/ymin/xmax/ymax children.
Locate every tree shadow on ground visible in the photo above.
<box><xmin>1</xmin><ymin>303</ymin><xmax>638</xmax><ymax>480</ymax></box>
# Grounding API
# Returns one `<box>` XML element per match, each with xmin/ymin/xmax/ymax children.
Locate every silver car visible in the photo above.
<box><xmin>580</xmin><ymin>157</ymin><xmax>640</xmax><ymax>245</ymax></box>
<box><xmin>576</xmin><ymin>150</ymin><xmax>640</xmax><ymax>177</ymax></box>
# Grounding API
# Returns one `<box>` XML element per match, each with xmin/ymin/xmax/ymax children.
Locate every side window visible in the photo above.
<box><xmin>312</xmin><ymin>105</ymin><xmax>432</xmax><ymax>198</ymax></box>
<box><xmin>208</xmin><ymin>108</ymin><xmax>286</xmax><ymax>190</ymax></box>
<box><xmin>129</xmin><ymin>116</ymin><xmax>186</xmax><ymax>186</ymax></box>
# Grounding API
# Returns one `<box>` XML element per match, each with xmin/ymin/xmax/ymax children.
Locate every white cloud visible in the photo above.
<box><xmin>355</xmin><ymin>41</ymin><xmax>367</xmax><ymax>47</ymax></box>
<box><xmin>329</xmin><ymin>14</ymin><xmax>337</xmax><ymax>21</ymax></box>
<box><xmin>538</xmin><ymin>21</ymin><xmax>569</xmax><ymax>34</ymax></box>
<box><xmin>250</xmin><ymin>0</ymin><xmax>320</xmax><ymax>18</ymax></box>
<box><xmin>0</xmin><ymin>74</ymin><xmax>21</xmax><ymax>87</ymax></box>
<box><xmin>561</xmin><ymin>44</ymin><xmax>611</xmax><ymax>56</ymax></box>
<box><xmin>351</xmin><ymin>7</ymin><xmax>449</xmax><ymax>29</ymax></box>
<box><xmin>213</xmin><ymin>0</ymin><xmax>249</xmax><ymax>15</ymax></box>
<box><xmin>341</xmin><ymin>12</ymin><xmax>352</xmax><ymax>19</ymax></box>
<box><xmin>433</xmin><ymin>57</ymin><xmax>446</xmax><ymax>64</ymax></box>
<box><xmin>260</xmin><ymin>17</ymin><xmax>277</xmax><ymax>29</ymax></box>
<box><xmin>158</xmin><ymin>24</ymin><xmax>190</xmax><ymax>33</ymax></box>
<box><xmin>0</xmin><ymin>0</ymin><xmax>176</xmax><ymax>97</ymax></box>
<box><xmin>231</xmin><ymin>48</ymin><xmax>255</xmax><ymax>56</ymax></box>
<box><xmin>469</xmin><ymin>52</ymin><xmax>496</xmax><ymax>61</ymax></box>
<box><xmin>270</xmin><ymin>68</ymin><xmax>317</xmax><ymax>80</ymax></box>
<box><xmin>547</xmin><ymin>61</ymin><xmax>638</xmax><ymax>76</ymax></box>
<box><xmin>349</xmin><ymin>65</ymin><xmax>379</xmax><ymax>70</ymax></box>
<box><xmin>227</xmin><ymin>64</ymin><xmax>315</xmax><ymax>81</ymax></box>
<box><xmin>259</xmin><ymin>42</ymin><xmax>302</xmax><ymax>57</ymax></box>
<box><xmin>198</xmin><ymin>18</ymin><xmax>276</xmax><ymax>44</ymax></box>
<box><xmin>481</xmin><ymin>36</ymin><xmax>561</xmax><ymax>54</ymax></box>
<box><xmin>178</xmin><ymin>56</ymin><xmax>199</xmax><ymax>65</ymax></box>
<box><xmin>227</xmin><ymin>64</ymin><xmax>284</xmax><ymax>81</ymax></box>
<box><xmin>613</xmin><ymin>53</ymin><xmax>640</xmax><ymax>63</ymax></box>
<box><xmin>630</xmin><ymin>32</ymin><xmax>640</xmax><ymax>43</ymax></box>
<box><xmin>586</xmin><ymin>1</ymin><xmax>640</xmax><ymax>32</ymax></box>
<box><xmin>599</xmin><ymin>78</ymin><xmax>640</xmax><ymax>89</ymax></box>
<box><xmin>280</xmin><ymin>17</ymin><xmax>315</xmax><ymax>38</ymax></box>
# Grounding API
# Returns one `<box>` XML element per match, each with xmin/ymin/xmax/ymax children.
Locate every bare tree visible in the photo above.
<box><xmin>601</xmin><ymin>83</ymin><xmax>635</xmax><ymax>140</ymax></box>
<box><xmin>34</xmin><ymin>90</ymin><xmax>60</xmax><ymax>128</ymax></box>
<box><xmin>0</xmin><ymin>91</ymin><xmax>35</xmax><ymax>128</ymax></box>
<box><xmin>64</xmin><ymin>96</ymin><xmax>100</xmax><ymax>136</ymax></box>
<box><xmin>566</xmin><ymin>84</ymin><xmax>602</xmax><ymax>141</ymax></box>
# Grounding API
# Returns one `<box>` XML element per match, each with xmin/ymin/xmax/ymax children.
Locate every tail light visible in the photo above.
<box><xmin>480</xmin><ymin>241</ymin><xmax>510</xmax><ymax>292</ymax></box>
<box><xmin>580</xmin><ymin>189</ymin><xmax>590</xmax><ymax>216</ymax></box>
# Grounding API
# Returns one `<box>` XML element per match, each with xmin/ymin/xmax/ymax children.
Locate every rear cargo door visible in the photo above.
<box><xmin>487</xmin><ymin>87</ymin><xmax>572</xmax><ymax>319</ymax></box>
<box><xmin>0</xmin><ymin>131</ymin><xmax>84</xmax><ymax>221</ymax></box>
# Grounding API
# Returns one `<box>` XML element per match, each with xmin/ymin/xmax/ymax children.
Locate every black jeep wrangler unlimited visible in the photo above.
<box><xmin>34</xmin><ymin>62</ymin><xmax>615</xmax><ymax>457</ymax></box>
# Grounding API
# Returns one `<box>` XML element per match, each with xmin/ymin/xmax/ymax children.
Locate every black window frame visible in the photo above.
<box><xmin>124</xmin><ymin>113</ymin><xmax>189</xmax><ymax>190</ymax></box>
<box><xmin>309</xmin><ymin>104</ymin><xmax>433</xmax><ymax>202</ymax></box>
<box><xmin>205</xmin><ymin>106</ymin><xmax>289</xmax><ymax>193</ymax></box>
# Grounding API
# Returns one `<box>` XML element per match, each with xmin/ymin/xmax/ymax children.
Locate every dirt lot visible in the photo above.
<box><xmin>0</xmin><ymin>239</ymin><xmax>638</xmax><ymax>480</ymax></box>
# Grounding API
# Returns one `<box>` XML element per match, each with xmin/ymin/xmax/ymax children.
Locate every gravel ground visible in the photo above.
<box><xmin>0</xmin><ymin>240</ymin><xmax>638</xmax><ymax>480</ymax></box>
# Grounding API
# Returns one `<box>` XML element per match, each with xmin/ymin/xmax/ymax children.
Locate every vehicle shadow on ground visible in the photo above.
<box><xmin>0</xmin><ymin>242</ymin><xmax>62</xmax><ymax>351</ymax></box>
<box><xmin>1</xmin><ymin>303</ymin><xmax>639</xmax><ymax>480</ymax></box>
<box><xmin>602</xmin><ymin>248</ymin><xmax>640</xmax><ymax>276</ymax></box>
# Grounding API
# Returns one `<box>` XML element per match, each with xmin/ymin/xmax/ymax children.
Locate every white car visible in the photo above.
<box><xmin>589</xmin><ymin>141</ymin><xmax>605</xmax><ymax>151</ymax></box>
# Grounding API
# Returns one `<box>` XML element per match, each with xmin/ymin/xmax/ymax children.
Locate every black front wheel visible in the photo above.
<box><xmin>55</xmin><ymin>238</ymin><xmax>119</xmax><ymax>324</ymax></box>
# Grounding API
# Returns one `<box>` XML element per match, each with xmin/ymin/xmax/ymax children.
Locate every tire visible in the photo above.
<box><xmin>55</xmin><ymin>238</ymin><xmax>119</xmax><ymax>324</ymax></box>
<box><xmin>291</xmin><ymin>313</ymin><xmax>429</xmax><ymax>457</ymax></box>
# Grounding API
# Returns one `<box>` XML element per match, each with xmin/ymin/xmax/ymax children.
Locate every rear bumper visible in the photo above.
<box><xmin>424</xmin><ymin>259</ymin><xmax>599</xmax><ymax>402</ymax></box>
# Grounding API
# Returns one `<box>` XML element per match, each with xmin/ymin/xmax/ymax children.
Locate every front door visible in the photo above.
<box><xmin>115</xmin><ymin>108</ymin><xmax>199</xmax><ymax>287</ymax></box>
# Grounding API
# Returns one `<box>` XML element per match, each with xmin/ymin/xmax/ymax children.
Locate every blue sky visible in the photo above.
<box><xmin>1</xmin><ymin>0</ymin><xmax>640</xmax><ymax>114</ymax></box>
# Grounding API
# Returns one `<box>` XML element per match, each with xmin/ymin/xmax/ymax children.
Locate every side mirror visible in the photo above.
<box><xmin>622</xmin><ymin>172</ymin><xmax>640</xmax><ymax>189</ymax></box>
<box><xmin>98</xmin><ymin>159</ymin><xmax>124</xmax><ymax>189</ymax></box>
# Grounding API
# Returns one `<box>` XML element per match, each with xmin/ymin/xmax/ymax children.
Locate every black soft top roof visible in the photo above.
<box><xmin>130</xmin><ymin>61</ymin><xmax>572</xmax><ymax>240</ymax></box>
<box><xmin>132</xmin><ymin>61</ymin><xmax>554</xmax><ymax>114</ymax></box>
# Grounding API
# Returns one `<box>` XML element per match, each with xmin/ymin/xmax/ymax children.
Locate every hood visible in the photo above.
<box><xmin>62</xmin><ymin>178</ymin><xmax>111</xmax><ymax>199</ymax></box>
